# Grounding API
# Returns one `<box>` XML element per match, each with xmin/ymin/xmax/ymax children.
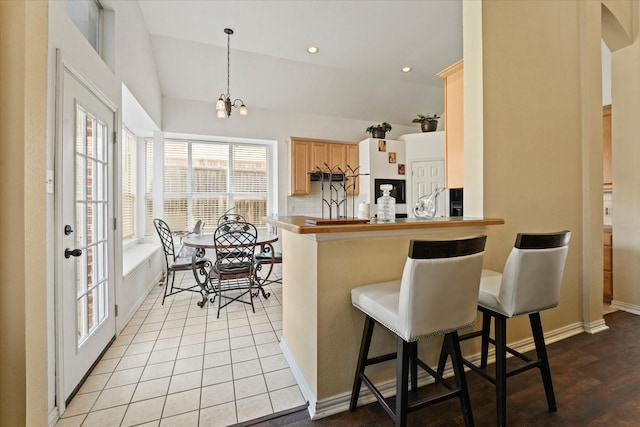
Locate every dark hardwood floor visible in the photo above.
<box><xmin>246</xmin><ymin>310</ymin><xmax>640</xmax><ymax>426</ymax></box>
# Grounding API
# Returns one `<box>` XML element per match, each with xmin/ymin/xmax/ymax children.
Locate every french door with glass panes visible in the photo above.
<box><xmin>59</xmin><ymin>67</ymin><xmax>116</xmax><ymax>404</ymax></box>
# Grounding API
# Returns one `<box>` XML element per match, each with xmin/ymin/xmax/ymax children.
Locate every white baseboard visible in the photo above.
<box><xmin>117</xmin><ymin>271</ymin><xmax>162</xmax><ymax>332</ymax></box>
<box><xmin>280</xmin><ymin>320</ymin><xmax>587</xmax><ymax>420</ymax></box>
<box><xmin>48</xmin><ymin>408</ymin><xmax>59</xmax><ymax>427</ymax></box>
<box><xmin>610</xmin><ymin>299</ymin><xmax>640</xmax><ymax>315</ymax></box>
<box><xmin>583</xmin><ymin>318</ymin><xmax>609</xmax><ymax>334</ymax></box>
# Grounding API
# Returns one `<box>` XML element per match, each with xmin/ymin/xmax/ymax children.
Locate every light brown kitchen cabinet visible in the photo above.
<box><xmin>328</xmin><ymin>143</ymin><xmax>345</xmax><ymax>169</ymax></box>
<box><xmin>311</xmin><ymin>142</ymin><xmax>328</xmax><ymax>172</ymax></box>
<box><xmin>604</xmin><ymin>227</ymin><xmax>613</xmax><ymax>303</ymax></box>
<box><xmin>438</xmin><ymin>59</ymin><xmax>464</xmax><ymax>189</ymax></box>
<box><xmin>346</xmin><ymin>144</ymin><xmax>359</xmax><ymax>195</ymax></box>
<box><xmin>289</xmin><ymin>137</ymin><xmax>359</xmax><ymax>195</ymax></box>
<box><xmin>290</xmin><ymin>139</ymin><xmax>310</xmax><ymax>196</ymax></box>
<box><xmin>603</xmin><ymin>105</ymin><xmax>612</xmax><ymax>188</ymax></box>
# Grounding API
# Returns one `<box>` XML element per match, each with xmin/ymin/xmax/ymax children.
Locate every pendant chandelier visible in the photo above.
<box><xmin>216</xmin><ymin>28</ymin><xmax>248</xmax><ymax>118</ymax></box>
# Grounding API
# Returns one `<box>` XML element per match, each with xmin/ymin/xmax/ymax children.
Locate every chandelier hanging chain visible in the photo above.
<box><xmin>226</xmin><ymin>29</ymin><xmax>230</xmax><ymax>98</ymax></box>
<box><xmin>216</xmin><ymin>27</ymin><xmax>247</xmax><ymax>118</ymax></box>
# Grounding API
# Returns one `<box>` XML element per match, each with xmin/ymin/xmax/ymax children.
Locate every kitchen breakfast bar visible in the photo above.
<box><xmin>263</xmin><ymin>215</ymin><xmax>504</xmax><ymax>419</ymax></box>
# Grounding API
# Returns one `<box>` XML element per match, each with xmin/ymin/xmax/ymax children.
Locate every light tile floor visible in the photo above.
<box><xmin>56</xmin><ymin>265</ymin><xmax>306</xmax><ymax>427</ymax></box>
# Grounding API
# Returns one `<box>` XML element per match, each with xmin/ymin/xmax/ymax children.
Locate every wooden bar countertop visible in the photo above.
<box><xmin>264</xmin><ymin>215</ymin><xmax>505</xmax><ymax>235</ymax></box>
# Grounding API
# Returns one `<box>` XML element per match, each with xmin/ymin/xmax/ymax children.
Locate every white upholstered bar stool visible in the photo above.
<box><xmin>350</xmin><ymin>236</ymin><xmax>487</xmax><ymax>427</ymax></box>
<box><xmin>454</xmin><ymin>231</ymin><xmax>570</xmax><ymax>427</ymax></box>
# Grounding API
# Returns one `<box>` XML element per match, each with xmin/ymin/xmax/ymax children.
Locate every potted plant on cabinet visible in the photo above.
<box><xmin>412</xmin><ymin>113</ymin><xmax>440</xmax><ymax>132</ymax></box>
<box><xmin>365</xmin><ymin>122</ymin><xmax>392</xmax><ymax>139</ymax></box>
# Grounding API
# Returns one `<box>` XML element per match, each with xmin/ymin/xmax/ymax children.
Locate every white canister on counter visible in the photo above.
<box><xmin>357</xmin><ymin>202</ymin><xmax>370</xmax><ymax>219</ymax></box>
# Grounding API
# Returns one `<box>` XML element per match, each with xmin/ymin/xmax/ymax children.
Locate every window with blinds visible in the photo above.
<box><xmin>122</xmin><ymin>129</ymin><xmax>136</xmax><ymax>239</ymax></box>
<box><xmin>144</xmin><ymin>139</ymin><xmax>154</xmax><ymax>235</ymax></box>
<box><xmin>164</xmin><ymin>140</ymin><xmax>268</xmax><ymax>232</ymax></box>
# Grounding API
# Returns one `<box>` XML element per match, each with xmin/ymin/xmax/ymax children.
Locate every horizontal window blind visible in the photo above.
<box><xmin>144</xmin><ymin>139</ymin><xmax>154</xmax><ymax>235</ymax></box>
<box><xmin>163</xmin><ymin>140</ymin><xmax>270</xmax><ymax>230</ymax></box>
<box><xmin>122</xmin><ymin>129</ymin><xmax>136</xmax><ymax>239</ymax></box>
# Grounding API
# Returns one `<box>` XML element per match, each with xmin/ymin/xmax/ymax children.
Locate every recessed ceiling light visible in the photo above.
<box><xmin>401</xmin><ymin>66</ymin><xmax>412</xmax><ymax>73</ymax></box>
<box><xmin>307</xmin><ymin>46</ymin><xmax>319</xmax><ymax>54</ymax></box>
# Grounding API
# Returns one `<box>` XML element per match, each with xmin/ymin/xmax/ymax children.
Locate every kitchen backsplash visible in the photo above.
<box><xmin>288</xmin><ymin>181</ymin><xmax>365</xmax><ymax>218</ymax></box>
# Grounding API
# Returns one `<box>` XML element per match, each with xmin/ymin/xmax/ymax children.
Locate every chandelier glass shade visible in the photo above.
<box><xmin>216</xmin><ymin>28</ymin><xmax>247</xmax><ymax>118</ymax></box>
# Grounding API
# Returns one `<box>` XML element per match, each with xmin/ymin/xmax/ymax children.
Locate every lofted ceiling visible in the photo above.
<box><xmin>135</xmin><ymin>0</ymin><xmax>462</xmax><ymax>127</ymax></box>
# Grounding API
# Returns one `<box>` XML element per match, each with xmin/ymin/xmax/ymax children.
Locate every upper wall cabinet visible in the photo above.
<box><xmin>438</xmin><ymin>60</ymin><xmax>464</xmax><ymax>189</ymax></box>
<box><xmin>603</xmin><ymin>105</ymin><xmax>612</xmax><ymax>189</ymax></box>
<box><xmin>289</xmin><ymin>137</ymin><xmax>359</xmax><ymax>196</ymax></box>
<box><xmin>290</xmin><ymin>139</ymin><xmax>311</xmax><ymax>196</ymax></box>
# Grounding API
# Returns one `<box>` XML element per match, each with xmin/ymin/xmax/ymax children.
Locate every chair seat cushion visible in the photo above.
<box><xmin>212</xmin><ymin>261</ymin><xmax>253</xmax><ymax>277</ymax></box>
<box><xmin>170</xmin><ymin>256</ymin><xmax>208</xmax><ymax>270</ymax></box>
<box><xmin>351</xmin><ymin>280</ymin><xmax>402</xmax><ymax>337</ymax></box>
<box><xmin>478</xmin><ymin>269</ymin><xmax>504</xmax><ymax>314</ymax></box>
<box><xmin>256</xmin><ymin>251</ymin><xmax>282</xmax><ymax>262</ymax></box>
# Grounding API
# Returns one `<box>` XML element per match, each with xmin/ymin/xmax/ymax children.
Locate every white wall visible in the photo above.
<box><xmin>106</xmin><ymin>0</ymin><xmax>163</xmax><ymax>127</ymax></box>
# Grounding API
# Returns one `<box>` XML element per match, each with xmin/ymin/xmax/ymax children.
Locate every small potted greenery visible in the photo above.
<box><xmin>412</xmin><ymin>114</ymin><xmax>440</xmax><ymax>132</ymax></box>
<box><xmin>365</xmin><ymin>122</ymin><xmax>392</xmax><ymax>139</ymax></box>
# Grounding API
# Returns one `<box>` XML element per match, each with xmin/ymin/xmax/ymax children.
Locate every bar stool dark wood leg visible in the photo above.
<box><xmin>494</xmin><ymin>314</ymin><xmax>507</xmax><ymax>427</ymax></box>
<box><xmin>530</xmin><ymin>312</ymin><xmax>557</xmax><ymax>412</ymax></box>
<box><xmin>409</xmin><ymin>341</ymin><xmax>418</xmax><ymax>392</ymax></box>
<box><xmin>396</xmin><ymin>339</ymin><xmax>410</xmax><ymax>427</ymax></box>
<box><xmin>446</xmin><ymin>331</ymin><xmax>475</xmax><ymax>427</ymax></box>
<box><xmin>350</xmin><ymin>315</ymin><xmax>375</xmax><ymax>411</ymax></box>
<box><xmin>479</xmin><ymin>311</ymin><xmax>491</xmax><ymax>368</ymax></box>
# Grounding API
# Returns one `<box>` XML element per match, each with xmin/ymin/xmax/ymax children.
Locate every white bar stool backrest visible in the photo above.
<box><xmin>398</xmin><ymin>236</ymin><xmax>487</xmax><ymax>341</ymax></box>
<box><xmin>496</xmin><ymin>231</ymin><xmax>570</xmax><ymax>317</ymax></box>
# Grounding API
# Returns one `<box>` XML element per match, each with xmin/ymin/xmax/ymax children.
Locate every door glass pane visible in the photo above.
<box><xmin>76</xmin><ymin>203</ymin><xmax>86</xmax><ymax>248</ymax></box>
<box><xmin>86</xmin><ymin>158</ymin><xmax>94</xmax><ymax>202</ymax></box>
<box><xmin>96</xmin><ymin>121</ymin><xmax>106</xmax><ymax>162</ymax></box>
<box><xmin>88</xmin><ymin>287</ymin><xmax>96</xmax><ymax>332</ymax></box>
<box><xmin>97</xmin><ymin>203</ymin><xmax>107</xmax><ymax>242</ymax></box>
<box><xmin>86</xmin><ymin>116</ymin><xmax>94</xmax><ymax>158</ymax></box>
<box><xmin>75</xmin><ymin>255</ymin><xmax>84</xmax><ymax>295</ymax></box>
<box><xmin>76</xmin><ymin>154</ymin><xmax>85</xmax><ymax>203</ymax></box>
<box><xmin>75</xmin><ymin>105</ymin><xmax>109</xmax><ymax>347</ymax></box>
<box><xmin>96</xmin><ymin>161</ymin><xmax>105</xmax><ymax>201</ymax></box>
<box><xmin>77</xmin><ymin>296</ymin><xmax>87</xmax><ymax>339</ymax></box>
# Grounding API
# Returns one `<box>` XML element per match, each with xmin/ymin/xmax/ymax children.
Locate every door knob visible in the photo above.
<box><xmin>65</xmin><ymin>248</ymin><xmax>82</xmax><ymax>259</ymax></box>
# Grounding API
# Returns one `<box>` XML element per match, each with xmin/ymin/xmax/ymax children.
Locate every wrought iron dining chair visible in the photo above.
<box><xmin>153</xmin><ymin>218</ymin><xmax>209</xmax><ymax>305</ymax></box>
<box><xmin>209</xmin><ymin>220</ymin><xmax>258</xmax><ymax>318</ymax></box>
<box><xmin>255</xmin><ymin>245</ymin><xmax>282</xmax><ymax>287</ymax></box>
<box><xmin>217</xmin><ymin>208</ymin><xmax>246</xmax><ymax>226</ymax></box>
<box><xmin>175</xmin><ymin>219</ymin><xmax>206</xmax><ymax>259</ymax></box>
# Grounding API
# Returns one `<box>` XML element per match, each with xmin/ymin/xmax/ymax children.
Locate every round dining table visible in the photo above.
<box><xmin>182</xmin><ymin>231</ymin><xmax>279</xmax><ymax>307</ymax></box>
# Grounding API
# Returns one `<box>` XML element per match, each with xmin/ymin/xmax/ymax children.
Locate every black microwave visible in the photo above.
<box><xmin>374</xmin><ymin>178</ymin><xmax>406</xmax><ymax>204</ymax></box>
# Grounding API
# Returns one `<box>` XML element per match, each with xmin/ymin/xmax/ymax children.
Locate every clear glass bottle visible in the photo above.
<box><xmin>377</xmin><ymin>184</ymin><xmax>396</xmax><ymax>222</ymax></box>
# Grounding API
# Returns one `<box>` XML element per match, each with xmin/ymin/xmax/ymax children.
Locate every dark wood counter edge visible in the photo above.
<box><xmin>264</xmin><ymin>216</ymin><xmax>505</xmax><ymax>235</ymax></box>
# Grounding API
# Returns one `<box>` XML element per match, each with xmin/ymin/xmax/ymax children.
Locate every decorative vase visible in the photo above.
<box><xmin>421</xmin><ymin>119</ymin><xmax>438</xmax><ymax>132</ymax></box>
<box><xmin>371</xmin><ymin>129</ymin><xmax>386</xmax><ymax>139</ymax></box>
